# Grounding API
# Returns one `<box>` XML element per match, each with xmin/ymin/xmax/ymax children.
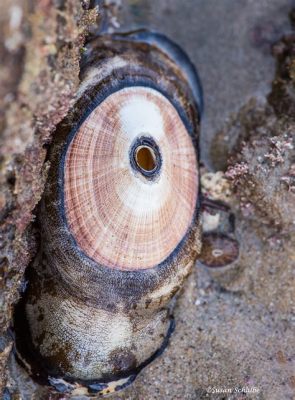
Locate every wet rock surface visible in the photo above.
<box><xmin>0</xmin><ymin>0</ymin><xmax>98</xmax><ymax>395</ymax></box>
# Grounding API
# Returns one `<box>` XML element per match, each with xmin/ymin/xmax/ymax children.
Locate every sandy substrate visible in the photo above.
<box><xmin>108</xmin><ymin>2</ymin><xmax>295</xmax><ymax>399</ymax></box>
<box><xmin>118</xmin><ymin>0</ymin><xmax>292</xmax><ymax>167</ymax></box>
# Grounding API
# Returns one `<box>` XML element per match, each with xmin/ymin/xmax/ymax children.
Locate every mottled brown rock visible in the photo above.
<box><xmin>0</xmin><ymin>0</ymin><xmax>98</xmax><ymax>395</ymax></box>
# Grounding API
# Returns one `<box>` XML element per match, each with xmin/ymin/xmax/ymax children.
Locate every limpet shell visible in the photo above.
<box><xmin>14</xmin><ymin>31</ymin><xmax>203</xmax><ymax>395</ymax></box>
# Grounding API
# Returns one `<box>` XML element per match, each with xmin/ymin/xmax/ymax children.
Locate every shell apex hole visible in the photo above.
<box><xmin>135</xmin><ymin>145</ymin><xmax>157</xmax><ymax>172</ymax></box>
<box><xmin>212</xmin><ymin>249</ymin><xmax>224</xmax><ymax>258</ymax></box>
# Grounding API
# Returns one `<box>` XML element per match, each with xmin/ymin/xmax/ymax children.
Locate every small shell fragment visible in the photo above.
<box><xmin>199</xmin><ymin>232</ymin><xmax>239</xmax><ymax>268</ymax></box>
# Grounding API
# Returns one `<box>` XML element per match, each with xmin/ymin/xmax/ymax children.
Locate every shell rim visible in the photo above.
<box><xmin>88</xmin><ymin>29</ymin><xmax>204</xmax><ymax>117</ymax></box>
<box><xmin>14</xmin><ymin>313</ymin><xmax>175</xmax><ymax>393</ymax></box>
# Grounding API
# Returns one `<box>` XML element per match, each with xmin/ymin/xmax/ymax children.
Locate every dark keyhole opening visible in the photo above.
<box><xmin>135</xmin><ymin>146</ymin><xmax>157</xmax><ymax>172</ymax></box>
